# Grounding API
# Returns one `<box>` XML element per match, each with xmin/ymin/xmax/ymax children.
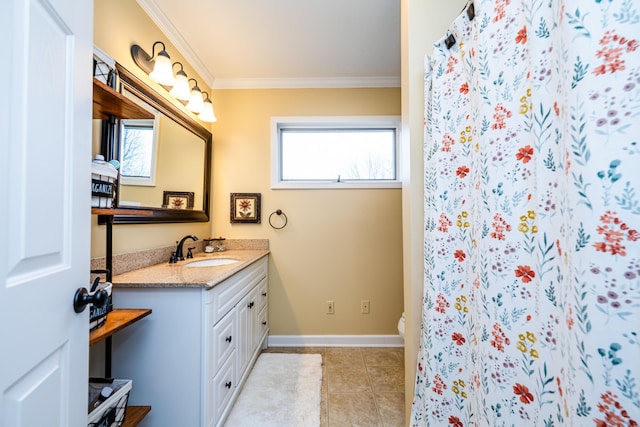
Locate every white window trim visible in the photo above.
<box><xmin>271</xmin><ymin>116</ymin><xmax>402</xmax><ymax>189</ymax></box>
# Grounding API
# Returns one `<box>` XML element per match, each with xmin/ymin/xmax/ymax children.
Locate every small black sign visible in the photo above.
<box><xmin>91</xmin><ymin>179</ymin><xmax>114</xmax><ymax>198</ymax></box>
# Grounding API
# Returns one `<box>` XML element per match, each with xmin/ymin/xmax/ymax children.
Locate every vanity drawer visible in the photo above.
<box><xmin>212</xmin><ymin>352</ymin><xmax>236</xmax><ymax>422</ymax></box>
<box><xmin>258</xmin><ymin>305</ymin><xmax>268</xmax><ymax>342</ymax></box>
<box><xmin>257</xmin><ymin>278</ymin><xmax>268</xmax><ymax>313</ymax></box>
<box><xmin>212</xmin><ymin>309</ymin><xmax>235</xmax><ymax>372</ymax></box>
<box><xmin>207</xmin><ymin>257</ymin><xmax>267</xmax><ymax>323</ymax></box>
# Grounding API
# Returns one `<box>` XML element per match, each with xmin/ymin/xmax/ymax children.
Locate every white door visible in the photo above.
<box><xmin>0</xmin><ymin>0</ymin><xmax>93</xmax><ymax>426</ymax></box>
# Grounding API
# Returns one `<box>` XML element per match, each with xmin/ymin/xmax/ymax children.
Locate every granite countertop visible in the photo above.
<box><xmin>111</xmin><ymin>249</ymin><xmax>270</xmax><ymax>290</ymax></box>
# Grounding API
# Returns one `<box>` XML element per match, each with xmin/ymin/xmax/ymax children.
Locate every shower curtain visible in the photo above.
<box><xmin>412</xmin><ymin>0</ymin><xmax>639</xmax><ymax>425</ymax></box>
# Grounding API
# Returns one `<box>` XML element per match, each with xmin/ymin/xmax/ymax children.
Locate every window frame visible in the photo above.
<box><xmin>271</xmin><ymin>116</ymin><xmax>402</xmax><ymax>189</ymax></box>
<box><xmin>119</xmin><ymin>115</ymin><xmax>160</xmax><ymax>187</ymax></box>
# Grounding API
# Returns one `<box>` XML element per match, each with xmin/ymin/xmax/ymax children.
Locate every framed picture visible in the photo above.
<box><xmin>230</xmin><ymin>193</ymin><xmax>261</xmax><ymax>223</ymax></box>
<box><xmin>163</xmin><ymin>191</ymin><xmax>194</xmax><ymax>210</ymax></box>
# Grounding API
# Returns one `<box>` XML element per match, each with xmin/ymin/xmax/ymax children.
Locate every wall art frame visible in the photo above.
<box><xmin>163</xmin><ymin>191</ymin><xmax>194</xmax><ymax>210</ymax></box>
<box><xmin>230</xmin><ymin>193</ymin><xmax>261</xmax><ymax>223</ymax></box>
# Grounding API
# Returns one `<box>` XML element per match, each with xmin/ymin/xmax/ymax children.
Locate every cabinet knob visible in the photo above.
<box><xmin>225</xmin><ymin>381</ymin><xmax>232</xmax><ymax>389</ymax></box>
<box><xmin>262</xmin><ymin>321</ymin><xmax>267</xmax><ymax>326</ymax></box>
<box><xmin>262</xmin><ymin>292</ymin><xmax>267</xmax><ymax>297</ymax></box>
<box><xmin>225</xmin><ymin>335</ymin><xmax>232</xmax><ymax>343</ymax></box>
<box><xmin>248</xmin><ymin>301</ymin><xmax>255</xmax><ymax>309</ymax></box>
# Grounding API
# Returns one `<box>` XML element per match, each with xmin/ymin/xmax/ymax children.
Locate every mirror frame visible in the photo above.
<box><xmin>103</xmin><ymin>63</ymin><xmax>212</xmax><ymax>224</ymax></box>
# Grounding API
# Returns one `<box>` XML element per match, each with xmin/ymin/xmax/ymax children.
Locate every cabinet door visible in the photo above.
<box><xmin>258</xmin><ymin>305</ymin><xmax>269</xmax><ymax>346</ymax></box>
<box><xmin>212</xmin><ymin>309</ymin><xmax>236</xmax><ymax>374</ymax></box>
<box><xmin>212</xmin><ymin>351</ymin><xmax>236</xmax><ymax>425</ymax></box>
<box><xmin>236</xmin><ymin>287</ymin><xmax>258</xmax><ymax>378</ymax></box>
<box><xmin>257</xmin><ymin>277</ymin><xmax>268</xmax><ymax>314</ymax></box>
<box><xmin>255</xmin><ymin>278</ymin><xmax>268</xmax><ymax>347</ymax></box>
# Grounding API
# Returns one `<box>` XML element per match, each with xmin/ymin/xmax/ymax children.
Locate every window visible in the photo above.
<box><xmin>271</xmin><ymin>116</ymin><xmax>401</xmax><ymax>189</ymax></box>
<box><xmin>119</xmin><ymin>117</ymin><xmax>159</xmax><ymax>187</ymax></box>
<box><xmin>120</xmin><ymin>87</ymin><xmax>160</xmax><ymax>187</ymax></box>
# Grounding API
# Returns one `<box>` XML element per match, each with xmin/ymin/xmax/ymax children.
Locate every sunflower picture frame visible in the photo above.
<box><xmin>162</xmin><ymin>191</ymin><xmax>194</xmax><ymax>210</ymax></box>
<box><xmin>230</xmin><ymin>193</ymin><xmax>261</xmax><ymax>223</ymax></box>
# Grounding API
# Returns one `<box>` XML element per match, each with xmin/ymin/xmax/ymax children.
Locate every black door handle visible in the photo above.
<box><xmin>73</xmin><ymin>287</ymin><xmax>108</xmax><ymax>313</ymax></box>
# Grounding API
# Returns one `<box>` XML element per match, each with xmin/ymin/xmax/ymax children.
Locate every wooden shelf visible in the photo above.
<box><xmin>92</xmin><ymin>77</ymin><xmax>153</xmax><ymax>427</ymax></box>
<box><xmin>93</xmin><ymin>78</ymin><xmax>154</xmax><ymax>120</ymax></box>
<box><xmin>122</xmin><ymin>406</ymin><xmax>152</xmax><ymax>427</ymax></box>
<box><xmin>92</xmin><ymin>207</ymin><xmax>153</xmax><ymax>216</ymax></box>
<box><xmin>90</xmin><ymin>308</ymin><xmax>152</xmax><ymax>346</ymax></box>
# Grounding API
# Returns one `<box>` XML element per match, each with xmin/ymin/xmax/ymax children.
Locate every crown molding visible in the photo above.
<box><xmin>212</xmin><ymin>76</ymin><xmax>401</xmax><ymax>90</ymax></box>
<box><xmin>136</xmin><ymin>0</ymin><xmax>215</xmax><ymax>87</ymax></box>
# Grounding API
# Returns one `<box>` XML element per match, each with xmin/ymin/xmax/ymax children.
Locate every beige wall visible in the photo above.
<box><xmin>211</xmin><ymin>88</ymin><xmax>403</xmax><ymax>335</ymax></box>
<box><xmin>401</xmin><ymin>0</ymin><xmax>467</xmax><ymax>421</ymax></box>
<box><xmin>93</xmin><ymin>0</ymin><xmax>404</xmax><ymax>337</ymax></box>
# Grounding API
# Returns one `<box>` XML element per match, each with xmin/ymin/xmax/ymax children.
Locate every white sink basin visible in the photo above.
<box><xmin>185</xmin><ymin>258</ymin><xmax>239</xmax><ymax>267</ymax></box>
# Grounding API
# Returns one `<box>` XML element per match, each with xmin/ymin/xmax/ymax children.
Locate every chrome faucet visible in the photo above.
<box><xmin>175</xmin><ymin>235</ymin><xmax>198</xmax><ymax>261</ymax></box>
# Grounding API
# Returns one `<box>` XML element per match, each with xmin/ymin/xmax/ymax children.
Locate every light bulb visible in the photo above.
<box><xmin>186</xmin><ymin>80</ymin><xmax>204</xmax><ymax>113</ymax></box>
<box><xmin>149</xmin><ymin>50</ymin><xmax>175</xmax><ymax>86</ymax></box>
<box><xmin>198</xmin><ymin>95</ymin><xmax>217</xmax><ymax>122</ymax></box>
<box><xmin>169</xmin><ymin>69</ymin><xmax>191</xmax><ymax>101</ymax></box>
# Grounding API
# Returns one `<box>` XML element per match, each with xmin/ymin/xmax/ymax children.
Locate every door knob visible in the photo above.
<box><xmin>73</xmin><ymin>287</ymin><xmax>108</xmax><ymax>313</ymax></box>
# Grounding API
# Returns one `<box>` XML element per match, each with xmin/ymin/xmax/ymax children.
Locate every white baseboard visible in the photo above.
<box><xmin>267</xmin><ymin>334</ymin><xmax>404</xmax><ymax>348</ymax></box>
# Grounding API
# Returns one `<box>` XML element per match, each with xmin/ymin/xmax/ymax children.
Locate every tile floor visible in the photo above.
<box><xmin>263</xmin><ymin>346</ymin><xmax>405</xmax><ymax>427</ymax></box>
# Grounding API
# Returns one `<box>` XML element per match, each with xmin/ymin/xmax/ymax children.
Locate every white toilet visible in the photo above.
<box><xmin>397</xmin><ymin>312</ymin><xmax>405</xmax><ymax>340</ymax></box>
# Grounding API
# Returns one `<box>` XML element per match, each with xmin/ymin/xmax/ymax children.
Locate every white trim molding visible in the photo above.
<box><xmin>213</xmin><ymin>76</ymin><xmax>401</xmax><ymax>90</ymax></box>
<box><xmin>267</xmin><ymin>335</ymin><xmax>404</xmax><ymax>348</ymax></box>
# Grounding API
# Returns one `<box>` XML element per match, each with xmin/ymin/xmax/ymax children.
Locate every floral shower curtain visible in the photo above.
<box><xmin>412</xmin><ymin>0</ymin><xmax>639</xmax><ymax>425</ymax></box>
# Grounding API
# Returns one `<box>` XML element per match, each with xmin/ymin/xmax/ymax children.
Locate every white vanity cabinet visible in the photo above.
<box><xmin>111</xmin><ymin>256</ymin><xmax>268</xmax><ymax>427</ymax></box>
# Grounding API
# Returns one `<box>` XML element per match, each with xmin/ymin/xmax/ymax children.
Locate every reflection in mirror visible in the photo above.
<box><xmin>120</xmin><ymin>116</ymin><xmax>159</xmax><ymax>188</ymax></box>
<box><xmin>102</xmin><ymin>63</ymin><xmax>212</xmax><ymax>224</ymax></box>
<box><xmin>118</xmin><ymin>89</ymin><xmax>205</xmax><ymax>210</ymax></box>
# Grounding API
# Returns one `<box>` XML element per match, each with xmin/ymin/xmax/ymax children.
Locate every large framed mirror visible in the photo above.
<box><xmin>101</xmin><ymin>63</ymin><xmax>212</xmax><ymax>224</ymax></box>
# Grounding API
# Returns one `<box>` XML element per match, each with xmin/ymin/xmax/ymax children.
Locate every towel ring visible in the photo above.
<box><xmin>269</xmin><ymin>209</ymin><xmax>288</xmax><ymax>229</ymax></box>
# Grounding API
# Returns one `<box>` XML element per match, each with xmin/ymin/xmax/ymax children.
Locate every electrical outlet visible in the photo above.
<box><xmin>361</xmin><ymin>300</ymin><xmax>370</xmax><ymax>314</ymax></box>
<box><xmin>326</xmin><ymin>300</ymin><xmax>335</xmax><ymax>314</ymax></box>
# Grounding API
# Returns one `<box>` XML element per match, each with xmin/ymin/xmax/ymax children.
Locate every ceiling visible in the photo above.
<box><xmin>138</xmin><ymin>0</ymin><xmax>401</xmax><ymax>89</ymax></box>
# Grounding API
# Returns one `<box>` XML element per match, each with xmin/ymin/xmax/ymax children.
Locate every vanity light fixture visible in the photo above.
<box><xmin>131</xmin><ymin>40</ymin><xmax>218</xmax><ymax>122</ymax></box>
<box><xmin>131</xmin><ymin>41</ymin><xmax>175</xmax><ymax>86</ymax></box>
<box><xmin>186</xmin><ymin>78</ymin><xmax>204</xmax><ymax>114</ymax></box>
<box><xmin>169</xmin><ymin>62</ymin><xmax>191</xmax><ymax>101</ymax></box>
<box><xmin>198</xmin><ymin>92</ymin><xmax>217</xmax><ymax>122</ymax></box>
